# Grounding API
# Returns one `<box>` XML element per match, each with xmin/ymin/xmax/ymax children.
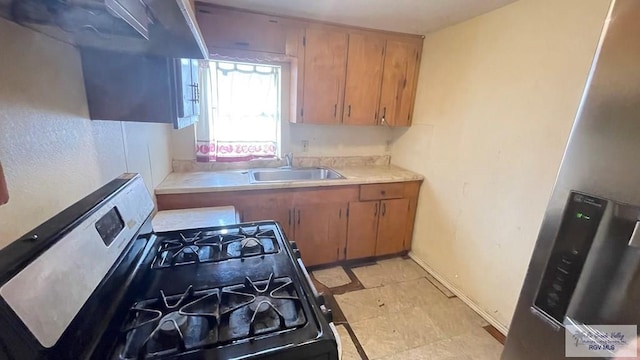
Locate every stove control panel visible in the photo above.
<box><xmin>0</xmin><ymin>174</ymin><xmax>154</xmax><ymax>348</ymax></box>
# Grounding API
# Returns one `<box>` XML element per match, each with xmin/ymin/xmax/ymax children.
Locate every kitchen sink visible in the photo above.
<box><xmin>249</xmin><ymin>167</ymin><xmax>345</xmax><ymax>183</ymax></box>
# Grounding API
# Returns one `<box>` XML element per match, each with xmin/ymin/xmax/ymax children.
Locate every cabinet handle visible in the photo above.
<box><xmin>297</xmin><ymin>210</ymin><xmax>301</xmax><ymax>225</ymax></box>
<box><xmin>348</xmin><ymin>105</ymin><xmax>351</xmax><ymax>117</ymax></box>
<box><xmin>334</xmin><ymin>104</ymin><xmax>337</xmax><ymax>117</ymax></box>
<box><xmin>380</xmin><ymin>107</ymin><xmax>387</xmax><ymax>126</ymax></box>
<box><xmin>382</xmin><ymin>203</ymin><xmax>386</xmax><ymax>216</ymax></box>
<box><xmin>374</xmin><ymin>203</ymin><xmax>378</xmax><ymax>216</ymax></box>
<box><xmin>188</xmin><ymin>83</ymin><xmax>198</xmax><ymax>103</ymax></box>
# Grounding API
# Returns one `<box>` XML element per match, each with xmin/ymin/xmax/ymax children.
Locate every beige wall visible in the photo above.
<box><xmin>391</xmin><ymin>0</ymin><xmax>611</xmax><ymax>331</ymax></box>
<box><xmin>0</xmin><ymin>19</ymin><xmax>172</xmax><ymax>248</ymax></box>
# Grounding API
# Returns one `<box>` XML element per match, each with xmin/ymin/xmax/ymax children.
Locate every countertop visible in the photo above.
<box><xmin>155</xmin><ymin>165</ymin><xmax>424</xmax><ymax>195</ymax></box>
<box><xmin>152</xmin><ymin>206</ymin><xmax>239</xmax><ymax>232</ymax></box>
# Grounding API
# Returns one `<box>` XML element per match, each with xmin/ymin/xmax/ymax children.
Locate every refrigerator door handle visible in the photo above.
<box><xmin>628</xmin><ymin>221</ymin><xmax>640</xmax><ymax>247</ymax></box>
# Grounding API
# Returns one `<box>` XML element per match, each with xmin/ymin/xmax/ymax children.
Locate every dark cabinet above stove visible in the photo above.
<box><xmin>1</xmin><ymin>0</ymin><xmax>208</xmax><ymax>59</ymax></box>
<box><xmin>81</xmin><ymin>48</ymin><xmax>200</xmax><ymax>129</ymax></box>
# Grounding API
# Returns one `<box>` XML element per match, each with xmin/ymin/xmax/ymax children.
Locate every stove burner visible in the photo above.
<box><xmin>118</xmin><ymin>274</ymin><xmax>306</xmax><ymax>359</ymax></box>
<box><xmin>119</xmin><ymin>285</ymin><xmax>220</xmax><ymax>359</ymax></box>
<box><xmin>159</xmin><ymin>312</ymin><xmax>188</xmax><ymax>333</ymax></box>
<box><xmin>248</xmin><ymin>296</ymin><xmax>272</xmax><ymax>313</ymax></box>
<box><xmin>219</xmin><ymin>274</ymin><xmax>306</xmax><ymax>340</ymax></box>
<box><xmin>241</xmin><ymin>237</ymin><xmax>260</xmax><ymax>248</ymax></box>
<box><xmin>152</xmin><ymin>225</ymin><xmax>280</xmax><ymax>269</ymax></box>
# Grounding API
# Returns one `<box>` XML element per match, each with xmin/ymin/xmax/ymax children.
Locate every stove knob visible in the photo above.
<box><xmin>320</xmin><ymin>304</ymin><xmax>333</xmax><ymax>323</ymax></box>
<box><xmin>289</xmin><ymin>241</ymin><xmax>298</xmax><ymax>249</ymax></box>
<box><xmin>316</xmin><ymin>293</ymin><xmax>326</xmax><ymax>306</ymax></box>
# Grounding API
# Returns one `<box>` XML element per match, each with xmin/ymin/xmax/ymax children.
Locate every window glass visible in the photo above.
<box><xmin>198</xmin><ymin>61</ymin><xmax>281</xmax><ymax>162</ymax></box>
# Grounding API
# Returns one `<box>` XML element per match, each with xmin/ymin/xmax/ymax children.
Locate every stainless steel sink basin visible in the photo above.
<box><xmin>249</xmin><ymin>167</ymin><xmax>345</xmax><ymax>183</ymax></box>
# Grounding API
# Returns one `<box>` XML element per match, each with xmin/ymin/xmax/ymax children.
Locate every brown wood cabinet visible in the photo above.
<box><xmin>301</xmin><ymin>32</ymin><xmax>421</xmax><ymax>127</ymax></box>
<box><xmin>346</xmin><ymin>182</ymin><xmax>420</xmax><ymax>260</ymax></box>
<box><xmin>375</xmin><ymin>198</ymin><xmax>410</xmax><ymax>256</ymax></box>
<box><xmin>194</xmin><ymin>4</ymin><xmax>423</xmax><ymax>127</ymax></box>
<box><xmin>156</xmin><ymin>181</ymin><xmax>420</xmax><ymax>267</ymax></box>
<box><xmin>343</xmin><ymin>33</ymin><xmax>385</xmax><ymax>125</ymax></box>
<box><xmin>346</xmin><ymin>201</ymin><xmax>379</xmax><ymax>259</ymax></box>
<box><xmin>301</xmin><ymin>27</ymin><xmax>349</xmax><ymax>124</ymax></box>
<box><xmin>294</xmin><ymin>202</ymin><xmax>348</xmax><ymax>266</ymax></box>
<box><xmin>379</xmin><ymin>40</ymin><xmax>421</xmax><ymax>127</ymax></box>
<box><xmin>196</xmin><ymin>6</ymin><xmax>289</xmax><ymax>54</ymax></box>
<box><xmin>242</xmin><ymin>206</ymin><xmax>293</xmax><ymax>237</ymax></box>
<box><xmin>157</xmin><ymin>186</ymin><xmax>356</xmax><ymax>267</ymax></box>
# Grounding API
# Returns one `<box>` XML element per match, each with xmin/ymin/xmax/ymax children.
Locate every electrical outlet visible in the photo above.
<box><xmin>302</xmin><ymin>140</ymin><xmax>309</xmax><ymax>153</ymax></box>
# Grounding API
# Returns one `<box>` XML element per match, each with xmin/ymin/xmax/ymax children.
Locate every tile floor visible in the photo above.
<box><xmin>312</xmin><ymin>257</ymin><xmax>504</xmax><ymax>360</ymax></box>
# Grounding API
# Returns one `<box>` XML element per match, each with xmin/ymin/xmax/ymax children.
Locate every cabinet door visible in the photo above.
<box><xmin>190</xmin><ymin>59</ymin><xmax>201</xmax><ymax>117</ymax></box>
<box><xmin>242</xmin><ymin>206</ymin><xmax>293</xmax><ymax>237</ymax></box>
<box><xmin>196</xmin><ymin>6</ymin><xmax>288</xmax><ymax>54</ymax></box>
<box><xmin>176</xmin><ymin>58</ymin><xmax>197</xmax><ymax>119</ymax></box>
<box><xmin>302</xmin><ymin>28</ymin><xmax>348</xmax><ymax>124</ymax></box>
<box><xmin>379</xmin><ymin>40</ymin><xmax>421</xmax><ymax>127</ymax></box>
<box><xmin>294</xmin><ymin>203</ymin><xmax>347</xmax><ymax>267</ymax></box>
<box><xmin>343</xmin><ymin>33</ymin><xmax>385</xmax><ymax>125</ymax></box>
<box><xmin>376</xmin><ymin>198</ymin><xmax>410</xmax><ymax>256</ymax></box>
<box><xmin>346</xmin><ymin>201</ymin><xmax>379</xmax><ymax>260</ymax></box>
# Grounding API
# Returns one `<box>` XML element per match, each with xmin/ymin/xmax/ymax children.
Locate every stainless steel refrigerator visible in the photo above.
<box><xmin>502</xmin><ymin>0</ymin><xmax>640</xmax><ymax>358</ymax></box>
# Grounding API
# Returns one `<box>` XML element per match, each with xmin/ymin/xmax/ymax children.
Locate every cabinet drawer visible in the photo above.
<box><xmin>360</xmin><ymin>183</ymin><xmax>405</xmax><ymax>201</ymax></box>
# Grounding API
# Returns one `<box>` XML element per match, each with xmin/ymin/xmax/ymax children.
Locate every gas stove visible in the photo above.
<box><xmin>151</xmin><ymin>225</ymin><xmax>280</xmax><ymax>269</ymax></box>
<box><xmin>0</xmin><ymin>174</ymin><xmax>338</xmax><ymax>360</ymax></box>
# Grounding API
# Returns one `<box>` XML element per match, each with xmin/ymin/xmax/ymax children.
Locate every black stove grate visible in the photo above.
<box><xmin>152</xmin><ymin>225</ymin><xmax>280</xmax><ymax>269</ymax></box>
<box><xmin>117</xmin><ymin>275</ymin><xmax>306</xmax><ymax>359</ymax></box>
<box><xmin>219</xmin><ymin>273</ymin><xmax>306</xmax><ymax>342</ymax></box>
<box><xmin>118</xmin><ymin>285</ymin><xmax>219</xmax><ymax>359</ymax></box>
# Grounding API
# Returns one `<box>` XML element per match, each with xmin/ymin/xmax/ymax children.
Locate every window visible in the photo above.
<box><xmin>196</xmin><ymin>60</ymin><xmax>281</xmax><ymax>162</ymax></box>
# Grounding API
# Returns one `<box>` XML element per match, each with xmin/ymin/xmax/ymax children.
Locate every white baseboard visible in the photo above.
<box><xmin>408</xmin><ymin>252</ymin><xmax>509</xmax><ymax>336</ymax></box>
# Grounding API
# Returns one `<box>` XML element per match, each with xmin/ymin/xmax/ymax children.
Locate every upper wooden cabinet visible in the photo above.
<box><xmin>301</xmin><ymin>30</ymin><xmax>422</xmax><ymax>127</ymax></box>
<box><xmin>379</xmin><ymin>40</ymin><xmax>421</xmax><ymax>127</ymax></box>
<box><xmin>301</xmin><ymin>27</ymin><xmax>349</xmax><ymax>125</ymax></box>
<box><xmin>195</xmin><ymin>6</ymin><xmax>289</xmax><ymax>54</ymax></box>
<box><xmin>193</xmin><ymin>4</ymin><xmax>423</xmax><ymax>127</ymax></box>
<box><xmin>343</xmin><ymin>33</ymin><xmax>386</xmax><ymax>126</ymax></box>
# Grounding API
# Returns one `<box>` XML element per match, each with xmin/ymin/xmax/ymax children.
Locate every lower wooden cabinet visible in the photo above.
<box><xmin>346</xmin><ymin>198</ymin><xmax>410</xmax><ymax>260</ymax></box>
<box><xmin>375</xmin><ymin>198</ymin><xmax>410</xmax><ymax>256</ymax></box>
<box><xmin>346</xmin><ymin>182</ymin><xmax>420</xmax><ymax>260</ymax></box>
<box><xmin>346</xmin><ymin>201</ymin><xmax>379</xmax><ymax>259</ymax></box>
<box><xmin>156</xmin><ymin>181</ymin><xmax>421</xmax><ymax>267</ymax></box>
<box><xmin>242</xmin><ymin>206</ymin><xmax>293</xmax><ymax>237</ymax></box>
<box><xmin>294</xmin><ymin>202</ymin><xmax>348</xmax><ymax>267</ymax></box>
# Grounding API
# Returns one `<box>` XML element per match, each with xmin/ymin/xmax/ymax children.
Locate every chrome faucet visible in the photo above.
<box><xmin>284</xmin><ymin>152</ymin><xmax>293</xmax><ymax>168</ymax></box>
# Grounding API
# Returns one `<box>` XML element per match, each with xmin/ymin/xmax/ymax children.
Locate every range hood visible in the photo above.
<box><xmin>0</xmin><ymin>0</ymin><xmax>208</xmax><ymax>59</ymax></box>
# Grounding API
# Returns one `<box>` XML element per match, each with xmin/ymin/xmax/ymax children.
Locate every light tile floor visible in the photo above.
<box><xmin>313</xmin><ymin>266</ymin><xmax>352</xmax><ymax>288</ymax></box>
<box><xmin>334</xmin><ymin>258</ymin><xmax>503</xmax><ymax>360</ymax></box>
<box><xmin>336</xmin><ymin>325</ymin><xmax>361</xmax><ymax>360</ymax></box>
